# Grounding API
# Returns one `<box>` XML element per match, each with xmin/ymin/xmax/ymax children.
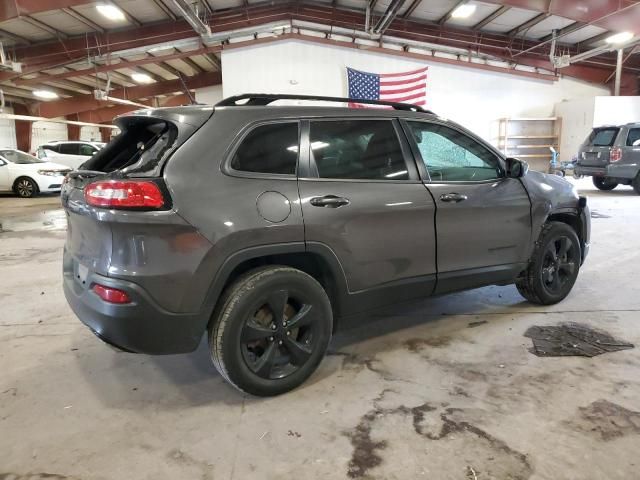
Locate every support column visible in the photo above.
<box><xmin>13</xmin><ymin>104</ymin><xmax>33</xmax><ymax>153</ymax></box>
<box><xmin>614</xmin><ymin>48</ymin><xmax>623</xmax><ymax>96</ymax></box>
<box><xmin>66</xmin><ymin>114</ymin><xmax>80</xmax><ymax>140</ymax></box>
<box><xmin>100</xmin><ymin>127</ymin><xmax>112</xmax><ymax>144</ymax></box>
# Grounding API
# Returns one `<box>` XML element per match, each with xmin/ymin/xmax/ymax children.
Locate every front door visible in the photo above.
<box><xmin>403</xmin><ymin>120</ymin><xmax>531</xmax><ymax>294</ymax></box>
<box><xmin>298</xmin><ymin>118</ymin><xmax>437</xmax><ymax>314</ymax></box>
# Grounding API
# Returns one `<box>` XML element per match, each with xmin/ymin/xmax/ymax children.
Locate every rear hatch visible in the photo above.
<box><xmin>61</xmin><ymin>107</ymin><xmax>213</xmax><ymax>279</ymax></box>
<box><xmin>578</xmin><ymin>127</ymin><xmax>620</xmax><ymax>166</ymax></box>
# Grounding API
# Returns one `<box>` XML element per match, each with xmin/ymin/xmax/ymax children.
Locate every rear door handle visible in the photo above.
<box><xmin>310</xmin><ymin>195</ymin><xmax>350</xmax><ymax>208</ymax></box>
<box><xmin>440</xmin><ymin>193</ymin><xmax>468</xmax><ymax>203</ymax></box>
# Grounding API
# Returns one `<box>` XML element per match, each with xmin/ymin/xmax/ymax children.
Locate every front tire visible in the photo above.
<box><xmin>13</xmin><ymin>177</ymin><xmax>38</xmax><ymax>198</ymax></box>
<box><xmin>209</xmin><ymin>266</ymin><xmax>333</xmax><ymax>396</ymax></box>
<box><xmin>593</xmin><ymin>176</ymin><xmax>617</xmax><ymax>191</ymax></box>
<box><xmin>516</xmin><ymin>222</ymin><xmax>581</xmax><ymax>305</ymax></box>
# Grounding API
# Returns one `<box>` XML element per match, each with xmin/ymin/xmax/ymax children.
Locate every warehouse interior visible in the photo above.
<box><xmin>1</xmin><ymin>1</ymin><xmax>640</xmax><ymax>479</ymax></box>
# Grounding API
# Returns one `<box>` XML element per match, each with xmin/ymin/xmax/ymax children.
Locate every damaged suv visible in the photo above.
<box><xmin>62</xmin><ymin>94</ymin><xmax>591</xmax><ymax>396</ymax></box>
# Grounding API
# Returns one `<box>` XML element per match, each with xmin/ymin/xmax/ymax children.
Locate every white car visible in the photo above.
<box><xmin>0</xmin><ymin>149</ymin><xmax>71</xmax><ymax>198</ymax></box>
<box><xmin>36</xmin><ymin>141</ymin><xmax>105</xmax><ymax>169</ymax></box>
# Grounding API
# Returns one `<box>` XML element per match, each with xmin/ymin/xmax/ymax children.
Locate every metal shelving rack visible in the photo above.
<box><xmin>498</xmin><ymin>117</ymin><xmax>562</xmax><ymax>172</ymax></box>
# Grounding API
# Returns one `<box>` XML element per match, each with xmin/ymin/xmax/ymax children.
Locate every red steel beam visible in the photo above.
<box><xmin>33</xmin><ymin>71</ymin><xmax>221</xmax><ymax>118</ymax></box>
<box><xmin>15</xmin><ymin>46</ymin><xmax>223</xmax><ymax>86</ymax></box>
<box><xmin>2</xmin><ymin>3</ymin><xmax>634</xmax><ymax>88</ymax></box>
<box><xmin>482</xmin><ymin>0</ymin><xmax>640</xmax><ymax>35</ymax></box>
<box><xmin>76</xmin><ymin>93</ymin><xmax>192</xmax><ymax>124</ymax></box>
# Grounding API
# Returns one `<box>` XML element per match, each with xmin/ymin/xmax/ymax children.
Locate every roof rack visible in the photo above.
<box><xmin>215</xmin><ymin>93</ymin><xmax>432</xmax><ymax>114</ymax></box>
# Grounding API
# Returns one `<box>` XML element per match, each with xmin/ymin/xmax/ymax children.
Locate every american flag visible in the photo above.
<box><xmin>347</xmin><ymin>66</ymin><xmax>428</xmax><ymax>108</ymax></box>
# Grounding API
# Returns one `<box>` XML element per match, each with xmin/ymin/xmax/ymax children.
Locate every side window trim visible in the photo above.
<box><xmin>222</xmin><ymin>120</ymin><xmax>301</xmax><ymax>180</ymax></box>
<box><xmin>400</xmin><ymin>119</ymin><xmax>505</xmax><ymax>184</ymax></box>
<box><xmin>302</xmin><ymin>117</ymin><xmax>420</xmax><ymax>183</ymax></box>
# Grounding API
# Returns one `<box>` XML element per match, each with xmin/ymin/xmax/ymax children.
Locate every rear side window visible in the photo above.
<box><xmin>309</xmin><ymin>120</ymin><xmax>408</xmax><ymax>180</ymax></box>
<box><xmin>589</xmin><ymin>128</ymin><xmax>619</xmax><ymax>147</ymax></box>
<box><xmin>41</xmin><ymin>145</ymin><xmax>58</xmax><ymax>153</ymax></box>
<box><xmin>231</xmin><ymin>123</ymin><xmax>298</xmax><ymax>175</ymax></box>
<box><xmin>627</xmin><ymin>128</ymin><xmax>640</xmax><ymax>147</ymax></box>
<box><xmin>79</xmin><ymin>144</ymin><xmax>96</xmax><ymax>156</ymax></box>
<box><xmin>59</xmin><ymin>143</ymin><xmax>80</xmax><ymax>155</ymax></box>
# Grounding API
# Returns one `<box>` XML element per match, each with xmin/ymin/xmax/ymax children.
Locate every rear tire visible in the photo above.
<box><xmin>633</xmin><ymin>174</ymin><xmax>640</xmax><ymax>195</ymax></box>
<box><xmin>593</xmin><ymin>176</ymin><xmax>617</xmax><ymax>191</ymax></box>
<box><xmin>516</xmin><ymin>222</ymin><xmax>581</xmax><ymax>305</ymax></box>
<box><xmin>209</xmin><ymin>266</ymin><xmax>332</xmax><ymax>396</ymax></box>
<box><xmin>13</xmin><ymin>177</ymin><xmax>38</xmax><ymax>198</ymax></box>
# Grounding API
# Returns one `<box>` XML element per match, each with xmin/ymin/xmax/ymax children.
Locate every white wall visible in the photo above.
<box><xmin>80</xmin><ymin>126</ymin><xmax>101</xmax><ymax>142</ymax></box>
<box><xmin>0</xmin><ymin>107</ymin><xmax>17</xmax><ymax>148</ymax></box>
<box><xmin>593</xmin><ymin>96</ymin><xmax>640</xmax><ymax>126</ymax></box>
<box><xmin>32</xmin><ymin>120</ymin><xmax>67</xmax><ymax>151</ymax></box>
<box><xmin>555</xmin><ymin>97</ymin><xmax>595</xmax><ymax>162</ymax></box>
<box><xmin>221</xmin><ymin>40</ymin><xmax>609</xmax><ymax>146</ymax></box>
<box><xmin>195</xmin><ymin>85</ymin><xmax>223</xmax><ymax>105</ymax></box>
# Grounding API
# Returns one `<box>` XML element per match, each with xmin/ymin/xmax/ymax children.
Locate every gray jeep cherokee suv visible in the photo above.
<box><xmin>62</xmin><ymin>94</ymin><xmax>590</xmax><ymax>396</ymax></box>
<box><xmin>575</xmin><ymin>123</ymin><xmax>640</xmax><ymax>193</ymax></box>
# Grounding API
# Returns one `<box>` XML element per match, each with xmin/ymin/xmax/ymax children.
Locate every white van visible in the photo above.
<box><xmin>36</xmin><ymin>141</ymin><xmax>106</xmax><ymax>169</ymax></box>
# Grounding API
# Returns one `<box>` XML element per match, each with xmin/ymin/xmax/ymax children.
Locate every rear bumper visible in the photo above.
<box><xmin>63</xmin><ymin>249</ymin><xmax>205</xmax><ymax>354</ymax></box>
<box><xmin>575</xmin><ymin>164</ymin><xmax>637</xmax><ymax>180</ymax></box>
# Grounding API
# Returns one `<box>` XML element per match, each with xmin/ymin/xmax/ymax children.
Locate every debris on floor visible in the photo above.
<box><xmin>467</xmin><ymin>320</ymin><xmax>488</xmax><ymax>328</ymax></box>
<box><xmin>524</xmin><ymin>323</ymin><xmax>634</xmax><ymax>357</ymax></box>
<box><xmin>590</xmin><ymin>210</ymin><xmax>611</xmax><ymax>219</ymax></box>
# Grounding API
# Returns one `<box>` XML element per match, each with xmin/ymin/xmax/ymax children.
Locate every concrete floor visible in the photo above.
<box><xmin>1</xmin><ymin>179</ymin><xmax>640</xmax><ymax>480</ymax></box>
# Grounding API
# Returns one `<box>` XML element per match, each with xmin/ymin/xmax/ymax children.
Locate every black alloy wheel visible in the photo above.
<box><xmin>539</xmin><ymin>235</ymin><xmax>579</xmax><ymax>297</ymax></box>
<box><xmin>241</xmin><ymin>290</ymin><xmax>320</xmax><ymax>380</ymax></box>
<box><xmin>210</xmin><ymin>266</ymin><xmax>332</xmax><ymax>396</ymax></box>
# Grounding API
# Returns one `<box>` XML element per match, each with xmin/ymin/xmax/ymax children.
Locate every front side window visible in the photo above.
<box><xmin>406</xmin><ymin>122</ymin><xmax>502</xmax><ymax>182</ymax></box>
<box><xmin>308</xmin><ymin>120</ymin><xmax>408</xmax><ymax>180</ymax></box>
<box><xmin>231</xmin><ymin>123</ymin><xmax>298</xmax><ymax>175</ymax></box>
<box><xmin>59</xmin><ymin>143</ymin><xmax>80</xmax><ymax>155</ymax></box>
<box><xmin>626</xmin><ymin>128</ymin><xmax>640</xmax><ymax>147</ymax></box>
<box><xmin>79</xmin><ymin>144</ymin><xmax>97</xmax><ymax>156</ymax></box>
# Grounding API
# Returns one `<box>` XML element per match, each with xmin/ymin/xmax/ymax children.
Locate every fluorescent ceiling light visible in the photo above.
<box><xmin>33</xmin><ymin>90</ymin><xmax>58</xmax><ymax>100</ymax></box>
<box><xmin>605</xmin><ymin>32</ymin><xmax>634</xmax><ymax>45</ymax></box>
<box><xmin>131</xmin><ymin>73</ymin><xmax>154</xmax><ymax>84</ymax></box>
<box><xmin>96</xmin><ymin>4</ymin><xmax>126</xmax><ymax>21</ymax></box>
<box><xmin>451</xmin><ymin>3</ymin><xmax>476</xmax><ymax>19</ymax></box>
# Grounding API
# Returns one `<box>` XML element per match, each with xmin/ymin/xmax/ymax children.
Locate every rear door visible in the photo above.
<box><xmin>624</xmin><ymin>127</ymin><xmax>640</xmax><ymax>165</ymax></box>
<box><xmin>57</xmin><ymin>143</ymin><xmax>84</xmax><ymax>169</ymax></box>
<box><xmin>402</xmin><ymin>120</ymin><xmax>531</xmax><ymax>293</ymax></box>
<box><xmin>579</xmin><ymin>127</ymin><xmax>620</xmax><ymax>166</ymax></box>
<box><xmin>298</xmin><ymin>118</ymin><xmax>437</xmax><ymax>312</ymax></box>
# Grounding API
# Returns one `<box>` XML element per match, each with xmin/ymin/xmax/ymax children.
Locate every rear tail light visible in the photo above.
<box><xmin>84</xmin><ymin>180</ymin><xmax>166</xmax><ymax>209</ymax></box>
<box><xmin>610</xmin><ymin>147</ymin><xmax>622</xmax><ymax>162</ymax></box>
<box><xmin>92</xmin><ymin>284</ymin><xmax>131</xmax><ymax>304</ymax></box>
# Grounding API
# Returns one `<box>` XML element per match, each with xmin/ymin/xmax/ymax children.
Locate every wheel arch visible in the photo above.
<box><xmin>544</xmin><ymin>209</ymin><xmax>587</xmax><ymax>260</ymax></box>
<box><xmin>202</xmin><ymin>243</ymin><xmax>349</xmax><ymax>331</ymax></box>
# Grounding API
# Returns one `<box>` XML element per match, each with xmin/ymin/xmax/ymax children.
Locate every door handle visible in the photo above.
<box><xmin>309</xmin><ymin>195</ymin><xmax>350</xmax><ymax>208</ymax></box>
<box><xmin>440</xmin><ymin>193</ymin><xmax>468</xmax><ymax>203</ymax></box>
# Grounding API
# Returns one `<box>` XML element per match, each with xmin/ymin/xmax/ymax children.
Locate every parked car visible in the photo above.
<box><xmin>0</xmin><ymin>148</ymin><xmax>71</xmax><ymax>198</ymax></box>
<box><xmin>62</xmin><ymin>94</ymin><xmax>591</xmax><ymax>396</ymax></box>
<box><xmin>575</xmin><ymin>123</ymin><xmax>640</xmax><ymax>193</ymax></box>
<box><xmin>36</xmin><ymin>141</ymin><xmax>105</xmax><ymax>170</ymax></box>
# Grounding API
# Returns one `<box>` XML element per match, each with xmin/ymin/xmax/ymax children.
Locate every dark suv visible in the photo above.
<box><xmin>62</xmin><ymin>94</ymin><xmax>591</xmax><ymax>396</ymax></box>
<box><xmin>575</xmin><ymin>123</ymin><xmax>640</xmax><ymax>193</ymax></box>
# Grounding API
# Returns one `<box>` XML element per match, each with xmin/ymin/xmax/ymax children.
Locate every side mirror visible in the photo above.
<box><xmin>0</xmin><ymin>159</ymin><xmax>6</xmax><ymax>166</ymax></box>
<box><xmin>506</xmin><ymin>157</ymin><xmax>529</xmax><ymax>178</ymax></box>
